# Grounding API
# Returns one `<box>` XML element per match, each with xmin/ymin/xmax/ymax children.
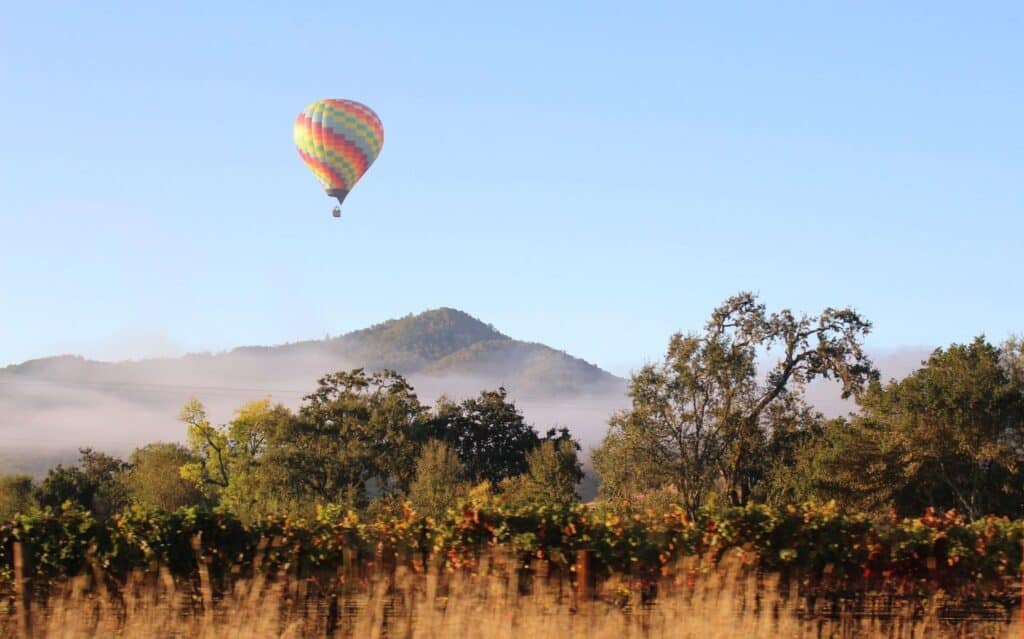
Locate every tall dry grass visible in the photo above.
<box><xmin>3</xmin><ymin>550</ymin><xmax>1019</xmax><ymax>638</ymax></box>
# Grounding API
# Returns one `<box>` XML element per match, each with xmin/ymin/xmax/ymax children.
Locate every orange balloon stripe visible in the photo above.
<box><xmin>298</xmin><ymin>149</ymin><xmax>348</xmax><ymax>190</ymax></box>
<box><xmin>318</xmin><ymin>126</ymin><xmax>370</xmax><ymax>176</ymax></box>
<box><xmin>309</xmin><ymin>112</ymin><xmax>365</xmax><ymax>186</ymax></box>
<box><xmin>294</xmin><ymin>112</ymin><xmax>358</xmax><ymax>188</ymax></box>
<box><xmin>309</xmin><ymin>125</ymin><xmax>358</xmax><ymax>187</ymax></box>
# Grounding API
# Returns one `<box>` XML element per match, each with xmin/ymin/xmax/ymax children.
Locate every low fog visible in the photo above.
<box><xmin>0</xmin><ymin>346</ymin><xmax>629</xmax><ymax>471</ymax></box>
<box><xmin>0</xmin><ymin>342</ymin><xmax>935</xmax><ymax>476</ymax></box>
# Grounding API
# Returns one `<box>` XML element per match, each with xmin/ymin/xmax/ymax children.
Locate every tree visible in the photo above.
<box><xmin>180</xmin><ymin>397</ymin><xmax>295</xmax><ymax>520</ymax></box>
<box><xmin>773</xmin><ymin>338</ymin><xmax>1024</xmax><ymax>519</ymax></box>
<box><xmin>1002</xmin><ymin>335</ymin><xmax>1024</xmax><ymax>381</ymax></box>
<box><xmin>763</xmin><ymin>416</ymin><xmax>904</xmax><ymax>512</ymax></box>
<box><xmin>592</xmin><ymin>422</ymin><xmax>675</xmax><ymax>503</ymax></box>
<box><xmin>35</xmin><ymin>448</ymin><xmax>130</xmax><ymax>520</ymax></box>
<box><xmin>594</xmin><ymin>292</ymin><xmax>876</xmax><ymax>517</ymax></box>
<box><xmin>754</xmin><ymin>396</ymin><xmax>827</xmax><ymax>505</ymax></box>
<box><xmin>0</xmin><ymin>474</ymin><xmax>35</xmax><ymax>520</ymax></box>
<box><xmin>127</xmin><ymin>443</ymin><xmax>205</xmax><ymax>511</ymax></box>
<box><xmin>180</xmin><ymin>398</ymin><xmax>230</xmax><ymax>490</ymax></box>
<box><xmin>852</xmin><ymin>337</ymin><xmax>1024</xmax><ymax>519</ymax></box>
<box><xmin>501</xmin><ymin>438</ymin><xmax>584</xmax><ymax>508</ymax></box>
<box><xmin>274</xmin><ymin>369</ymin><xmax>427</xmax><ymax>507</ymax></box>
<box><xmin>430</xmin><ymin>388</ymin><xmax>544</xmax><ymax>485</ymax></box>
<box><xmin>408</xmin><ymin>439</ymin><xmax>468</xmax><ymax>518</ymax></box>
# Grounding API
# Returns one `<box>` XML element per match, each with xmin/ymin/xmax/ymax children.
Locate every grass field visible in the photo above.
<box><xmin>4</xmin><ymin>550</ymin><xmax>1019</xmax><ymax>638</ymax></box>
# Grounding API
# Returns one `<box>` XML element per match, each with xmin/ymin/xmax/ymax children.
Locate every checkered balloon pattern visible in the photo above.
<box><xmin>294</xmin><ymin>99</ymin><xmax>384</xmax><ymax>199</ymax></box>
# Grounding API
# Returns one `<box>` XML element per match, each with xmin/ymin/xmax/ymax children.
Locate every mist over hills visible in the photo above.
<box><xmin>0</xmin><ymin>306</ymin><xmax>936</xmax><ymax>478</ymax></box>
<box><xmin>0</xmin><ymin>308</ymin><xmax>629</xmax><ymax>459</ymax></box>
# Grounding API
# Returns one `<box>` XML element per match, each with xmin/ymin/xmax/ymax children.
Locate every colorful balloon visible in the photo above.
<box><xmin>293</xmin><ymin>99</ymin><xmax>383</xmax><ymax>212</ymax></box>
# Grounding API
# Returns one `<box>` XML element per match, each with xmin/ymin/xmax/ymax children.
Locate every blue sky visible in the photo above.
<box><xmin>1</xmin><ymin>2</ymin><xmax>1021</xmax><ymax>376</ymax></box>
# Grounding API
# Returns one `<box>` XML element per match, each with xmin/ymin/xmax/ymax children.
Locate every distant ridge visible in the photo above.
<box><xmin>1</xmin><ymin>308</ymin><xmax>624</xmax><ymax>399</ymax></box>
<box><xmin>425</xmin><ymin>338</ymin><xmax>620</xmax><ymax>395</ymax></box>
<box><xmin>320</xmin><ymin>307</ymin><xmax>511</xmax><ymax>374</ymax></box>
<box><xmin>0</xmin><ymin>309</ymin><xmax>935</xmax><ymax>458</ymax></box>
<box><xmin>0</xmin><ymin>307</ymin><xmax>631</xmax><ymax>465</ymax></box>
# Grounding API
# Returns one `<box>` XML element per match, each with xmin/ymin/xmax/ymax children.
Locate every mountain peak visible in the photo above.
<box><xmin>395</xmin><ymin>307</ymin><xmax>506</xmax><ymax>339</ymax></box>
<box><xmin>1</xmin><ymin>308</ymin><xmax>624</xmax><ymax>400</ymax></box>
<box><xmin>328</xmin><ymin>307</ymin><xmax>507</xmax><ymax>371</ymax></box>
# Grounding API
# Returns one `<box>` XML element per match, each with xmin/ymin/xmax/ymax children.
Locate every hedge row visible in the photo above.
<box><xmin>2</xmin><ymin>501</ymin><xmax>1022</xmax><ymax>596</ymax></box>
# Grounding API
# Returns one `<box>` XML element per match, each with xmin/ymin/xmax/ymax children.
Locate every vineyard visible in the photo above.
<box><xmin>3</xmin><ymin>501</ymin><xmax>1024</xmax><ymax>636</ymax></box>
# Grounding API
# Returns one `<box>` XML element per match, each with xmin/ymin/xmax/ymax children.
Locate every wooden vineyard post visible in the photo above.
<box><xmin>191</xmin><ymin>533</ymin><xmax>214</xmax><ymax>628</ymax></box>
<box><xmin>575</xmin><ymin>549</ymin><xmax>591</xmax><ymax>604</ymax></box>
<box><xmin>13</xmin><ymin>541</ymin><xmax>33</xmax><ymax>638</ymax></box>
<box><xmin>532</xmin><ymin>557</ymin><xmax>550</xmax><ymax>601</ymax></box>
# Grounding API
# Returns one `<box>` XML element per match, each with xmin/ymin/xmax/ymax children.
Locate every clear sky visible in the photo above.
<box><xmin>1</xmin><ymin>2</ymin><xmax>1021</xmax><ymax>376</ymax></box>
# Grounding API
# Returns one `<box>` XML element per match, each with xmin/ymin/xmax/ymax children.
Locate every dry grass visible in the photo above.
<box><xmin>3</xmin><ymin>552</ymin><xmax>1019</xmax><ymax>638</ymax></box>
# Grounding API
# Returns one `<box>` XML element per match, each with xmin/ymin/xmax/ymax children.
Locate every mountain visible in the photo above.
<box><xmin>425</xmin><ymin>338</ymin><xmax>620</xmax><ymax>395</ymax></box>
<box><xmin>0</xmin><ymin>308</ymin><xmax>628</xmax><ymax>453</ymax></box>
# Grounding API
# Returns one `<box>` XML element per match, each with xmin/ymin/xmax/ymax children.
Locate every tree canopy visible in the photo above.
<box><xmin>791</xmin><ymin>337</ymin><xmax>1024</xmax><ymax>519</ymax></box>
<box><xmin>594</xmin><ymin>292</ymin><xmax>876</xmax><ymax>517</ymax></box>
<box><xmin>174</xmin><ymin>370</ymin><xmax>581</xmax><ymax>519</ymax></box>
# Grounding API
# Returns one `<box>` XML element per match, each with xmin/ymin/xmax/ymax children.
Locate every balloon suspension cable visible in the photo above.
<box><xmin>327</xmin><ymin>188</ymin><xmax>348</xmax><ymax>219</ymax></box>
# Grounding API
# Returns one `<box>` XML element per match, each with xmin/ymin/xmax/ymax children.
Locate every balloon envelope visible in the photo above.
<box><xmin>293</xmin><ymin>99</ymin><xmax>383</xmax><ymax>206</ymax></box>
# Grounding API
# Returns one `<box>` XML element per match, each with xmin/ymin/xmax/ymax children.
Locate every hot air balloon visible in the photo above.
<box><xmin>293</xmin><ymin>99</ymin><xmax>383</xmax><ymax>218</ymax></box>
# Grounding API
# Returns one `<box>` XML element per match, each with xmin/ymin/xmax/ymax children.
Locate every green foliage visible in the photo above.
<box><xmin>430</xmin><ymin>388</ymin><xmax>544</xmax><ymax>485</ymax></box>
<box><xmin>34</xmin><ymin>448</ymin><xmax>130</xmax><ymax>521</ymax></box>
<box><xmin>408</xmin><ymin>440</ymin><xmax>468</xmax><ymax>519</ymax></box>
<box><xmin>841</xmin><ymin>337</ymin><xmax>1024</xmax><ymax>519</ymax></box>
<box><xmin>181</xmin><ymin>398</ymin><xmax>297</xmax><ymax>520</ymax></box>
<box><xmin>594</xmin><ymin>293</ymin><xmax>875</xmax><ymax>516</ymax></box>
<box><xmin>180</xmin><ymin>398</ymin><xmax>230</xmax><ymax>490</ymax></box>
<box><xmin>174</xmin><ymin>371</ymin><xmax>579</xmax><ymax>519</ymax></box>
<box><xmin>283</xmin><ymin>369</ymin><xmax>427</xmax><ymax>504</ymax></box>
<box><xmin>773</xmin><ymin>416</ymin><xmax>907</xmax><ymax>512</ymax></box>
<box><xmin>592</xmin><ymin>418</ymin><xmax>672</xmax><ymax>502</ymax></box>
<box><xmin>500</xmin><ymin>438</ymin><xmax>583</xmax><ymax>508</ymax></box>
<box><xmin>0</xmin><ymin>504</ymin><xmax>98</xmax><ymax>588</ymax></box>
<box><xmin>740</xmin><ymin>336</ymin><xmax>1024</xmax><ymax>522</ymax></box>
<box><xmin>3</xmin><ymin>501</ymin><xmax>1023</xmax><ymax>600</ymax></box>
<box><xmin>0</xmin><ymin>474</ymin><xmax>35</xmax><ymax>520</ymax></box>
<box><xmin>127</xmin><ymin>443</ymin><xmax>205</xmax><ymax>511</ymax></box>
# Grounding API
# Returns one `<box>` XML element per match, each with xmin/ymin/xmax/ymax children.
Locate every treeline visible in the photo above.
<box><xmin>595</xmin><ymin>293</ymin><xmax>1024</xmax><ymax>522</ymax></box>
<box><xmin>0</xmin><ymin>373</ymin><xmax>581</xmax><ymax>523</ymax></box>
<box><xmin>1</xmin><ymin>292</ymin><xmax>1023</xmax><ymax>525</ymax></box>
